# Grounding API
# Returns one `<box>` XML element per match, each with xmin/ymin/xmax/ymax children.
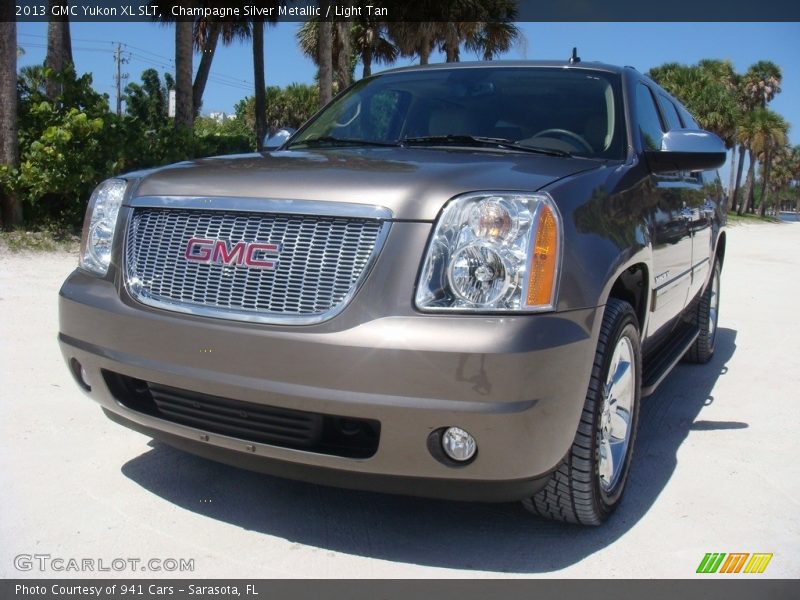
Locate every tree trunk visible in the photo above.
<box><xmin>419</xmin><ymin>30</ymin><xmax>431</xmax><ymax>65</ymax></box>
<box><xmin>738</xmin><ymin>149</ymin><xmax>756</xmax><ymax>216</ymax></box>
<box><xmin>759</xmin><ymin>150</ymin><xmax>771</xmax><ymax>217</ymax></box>
<box><xmin>731</xmin><ymin>143</ymin><xmax>746</xmax><ymax>211</ymax></box>
<box><xmin>45</xmin><ymin>0</ymin><xmax>73</xmax><ymax>101</ymax></box>
<box><xmin>726</xmin><ymin>144</ymin><xmax>737</xmax><ymax>210</ymax></box>
<box><xmin>174</xmin><ymin>18</ymin><xmax>194</xmax><ymax>129</ymax></box>
<box><xmin>252</xmin><ymin>21</ymin><xmax>266</xmax><ymax>151</ymax></box>
<box><xmin>419</xmin><ymin>44</ymin><xmax>430</xmax><ymax>65</ymax></box>
<box><xmin>362</xmin><ymin>42</ymin><xmax>372</xmax><ymax>78</ymax></box>
<box><xmin>318</xmin><ymin>19</ymin><xmax>333</xmax><ymax>106</ymax></box>
<box><xmin>444</xmin><ymin>23</ymin><xmax>460</xmax><ymax>62</ymax></box>
<box><xmin>336</xmin><ymin>21</ymin><xmax>352</xmax><ymax>89</ymax></box>
<box><xmin>0</xmin><ymin>9</ymin><xmax>22</xmax><ymax>228</ymax></box>
<box><xmin>192</xmin><ymin>21</ymin><xmax>221</xmax><ymax>117</ymax></box>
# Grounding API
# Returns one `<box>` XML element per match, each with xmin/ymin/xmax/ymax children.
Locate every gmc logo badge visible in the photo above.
<box><xmin>184</xmin><ymin>238</ymin><xmax>281</xmax><ymax>270</ymax></box>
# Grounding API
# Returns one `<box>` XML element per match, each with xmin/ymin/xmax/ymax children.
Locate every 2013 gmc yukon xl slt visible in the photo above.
<box><xmin>59</xmin><ymin>61</ymin><xmax>727</xmax><ymax>525</ymax></box>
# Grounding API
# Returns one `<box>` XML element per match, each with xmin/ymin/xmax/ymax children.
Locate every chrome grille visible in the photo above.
<box><xmin>124</xmin><ymin>207</ymin><xmax>387</xmax><ymax>323</ymax></box>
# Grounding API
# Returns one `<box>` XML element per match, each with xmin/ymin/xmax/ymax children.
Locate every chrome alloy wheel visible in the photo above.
<box><xmin>598</xmin><ymin>335</ymin><xmax>635</xmax><ymax>493</ymax></box>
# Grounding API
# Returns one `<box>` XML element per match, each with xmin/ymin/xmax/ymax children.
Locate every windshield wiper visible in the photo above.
<box><xmin>401</xmin><ymin>135</ymin><xmax>572</xmax><ymax>157</ymax></box>
<box><xmin>288</xmin><ymin>136</ymin><xmax>399</xmax><ymax>149</ymax></box>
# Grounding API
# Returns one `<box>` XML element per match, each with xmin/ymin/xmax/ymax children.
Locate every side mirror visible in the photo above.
<box><xmin>263</xmin><ymin>127</ymin><xmax>297</xmax><ymax>151</ymax></box>
<box><xmin>645</xmin><ymin>130</ymin><xmax>727</xmax><ymax>174</ymax></box>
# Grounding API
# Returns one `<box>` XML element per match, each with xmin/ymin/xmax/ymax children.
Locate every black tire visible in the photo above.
<box><xmin>523</xmin><ymin>298</ymin><xmax>642</xmax><ymax>525</ymax></box>
<box><xmin>684</xmin><ymin>260</ymin><xmax>721</xmax><ymax>364</ymax></box>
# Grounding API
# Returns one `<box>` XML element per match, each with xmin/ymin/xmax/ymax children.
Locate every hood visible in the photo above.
<box><xmin>131</xmin><ymin>147</ymin><xmax>602</xmax><ymax>221</ymax></box>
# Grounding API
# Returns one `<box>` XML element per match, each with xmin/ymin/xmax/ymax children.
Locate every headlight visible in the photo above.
<box><xmin>415</xmin><ymin>192</ymin><xmax>562</xmax><ymax>312</ymax></box>
<box><xmin>79</xmin><ymin>178</ymin><xmax>128</xmax><ymax>276</ymax></box>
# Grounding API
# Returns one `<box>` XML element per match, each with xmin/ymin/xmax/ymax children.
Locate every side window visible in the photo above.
<box><xmin>678</xmin><ymin>106</ymin><xmax>699</xmax><ymax>129</ymax></box>
<box><xmin>658</xmin><ymin>96</ymin><xmax>683</xmax><ymax>131</ymax></box>
<box><xmin>636</xmin><ymin>84</ymin><xmax>665</xmax><ymax>151</ymax></box>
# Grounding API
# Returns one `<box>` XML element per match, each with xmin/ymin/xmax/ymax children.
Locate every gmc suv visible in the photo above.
<box><xmin>59</xmin><ymin>61</ymin><xmax>727</xmax><ymax>525</ymax></box>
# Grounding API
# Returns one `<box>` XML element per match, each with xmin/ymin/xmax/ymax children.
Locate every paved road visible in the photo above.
<box><xmin>1</xmin><ymin>222</ymin><xmax>798</xmax><ymax>578</ymax></box>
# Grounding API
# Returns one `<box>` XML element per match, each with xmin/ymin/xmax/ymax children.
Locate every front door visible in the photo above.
<box><xmin>635</xmin><ymin>83</ymin><xmax>694</xmax><ymax>336</ymax></box>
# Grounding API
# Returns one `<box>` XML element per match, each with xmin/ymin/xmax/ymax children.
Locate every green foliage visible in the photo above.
<box><xmin>1</xmin><ymin>66</ymin><xmax>120</xmax><ymax>226</ymax></box>
<box><xmin>235</xmin><ymin>83</ymin><xmax>319</xmax><ymax>135</ymax></box>
<box><xmin>648</xmin><ymin>61</ymin><xmax>738</xmax><ymax>145</ymax></box>
<box><xmin>18</xmin><ymin>106</ymin><xmax>107</xmax><ymax>224</ymax></box>
<box><xmin>725</xmin><ymin>212</ymin><xmax>781</xmax><ymax>225</ymax></box>
<box><xmin>2</xmin><ymin>66</ymin><xmax>255</xmax><ymax>229</ymax></box>
<box><xmin>194</xmin><ymin>115</ymin><xmax>255</xmax><ymax>154</ymax></box>
<box><xmin>123</xmin><ymin>68</ymin><xmax>173</xmax><ymax>131</ymax></box>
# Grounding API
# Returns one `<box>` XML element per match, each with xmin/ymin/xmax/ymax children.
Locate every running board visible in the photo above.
<box><xmin>642</xmin><ymin>326</ymin><xmax>699</xmax><ymax>397</ymax></box>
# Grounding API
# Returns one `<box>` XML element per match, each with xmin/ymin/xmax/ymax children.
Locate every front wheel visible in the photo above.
<box><xmin>523</xmin><ymin>298</ymin><xmax>642</xmax><ymax>525</ymax></box>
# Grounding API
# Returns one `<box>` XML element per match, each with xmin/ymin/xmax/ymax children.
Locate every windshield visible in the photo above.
<box><xmin>288</xmin><ymin>67</ymin><xmax>626</xmax><ymax>159</ymax></box>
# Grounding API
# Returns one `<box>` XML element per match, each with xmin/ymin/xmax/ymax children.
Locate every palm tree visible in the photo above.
<box><xmin>174</xmin><ymin>17</ymin><xmax>194</xmax><ymax>128</ymax></box>
<box><xmin>351</xmin><ymin>21</ymin><xmax>397</xmax><ymax>78</ymax></box>
<box><xmin>192</xmin><ymin>19</ymin><xmax>223</xmax><ymax>115</ymax></box>
<box><xmin>697</xmin><ymin>59</ymin><xmax>740</xmax><ymax>205</ymax></box>
<box><xmin>438</xmin><ymin>22</ymin><xmax>470</xmax><ymax>62</ymax></box>
<box><xmin>736</xmin><ymin>108</ymin><xmax>788</xmax><ymax>216</ymax></box>
<box><xmin>732</xmin><ymin>61</ymin><xmax>782</xmax><ymax>211</ymax></box>
<box><xmin>160</xmin><ymin>5</ymin><xmax>269</xmax><ymax>145</ymax></box>
<box><xmin>755</xmin><ymin>120</ymin><xmax>790</xmax><ymax>217</ymax></box>
<box><xmin>765</xmin><ymin>145</ymin><xmax>794</xmax><ymax>215</ymax></box>
<box><xmin>19</xmin><ymin>65</ymin><xmax>47</xmax><ymax>95</ymax></box>
<box><xmin>234</xmin><ymin>84</ymin><xmax>319</xmax><ymax>135</ymax></box>
<box><xmin>152</xmin><ymin>4</ymin><xmax>248</xmax><ymax>118</ymax></box>
<box><xmin>0</xmin><ymin>3</ymin><xmax>22</xmax><ymax>228</ymax></box>
<box><xmin>250</xmin><ymin>20</ymin><xmax>268</xmax><ymax>149</ymax></box>
<box><xmin>336</xmin><ymin>21</ymin><xmax>353</xmax><ymax>89</ymax></box>
<box><xmin>241</xmin><ymin>2</ymin><xmax>280</xmax><ymax>150</ymax></box>
<box><xmin>387</xmin><ymin>22</ymin><xmax>436</xmax><ymax>65</ymax></box>
<box><xmin>297</xmin><ymin>21</ymin><xmax>356</xmax><ymax>90</ymax></box>
<box><xmin>387</xmin><ymin>1</ymin><xmax>519</xmax><ymax>65</ymax></box>
<box><xmin>296</xmin><ymin>16</ymin><xmax>337</xmax><ymax>107</ymax></box>
<box><xmin>740</xmin><ymin>61</ymin><xmax>782</xmax><ymax>109</ymax></box>
<box><xmin>791</xmin><ymin>146</ymin><xmax>800</xmax><ymax>217</ymax></box>
<box><xmin>317</xmin><ymin>19</ymin><xmax>334</xmax><ymax>106</ymax></box>
<box><xmin>148</xmin><ymin>2</ymin><xmax>201</xmax><ymax>129</ymax></box>
<box><xmin>45</xmin><ymin>0</ymin><xmax>73</xmax><ymax>101</ymax></box>
<box><xmin>466</xmin><ymin>21</ymin><xmax>521</xmax><ymax>60</ymax></box>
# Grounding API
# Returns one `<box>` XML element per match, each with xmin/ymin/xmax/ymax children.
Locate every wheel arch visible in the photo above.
<box><xmin>715</xmin><ymin>230</ymin><xmax>727</xmax><ymax>267</ymax></box>
<box><xmin>607</xmin><ymin>262</ymin><xmax>649</xmax><ymax>332</ymax></box>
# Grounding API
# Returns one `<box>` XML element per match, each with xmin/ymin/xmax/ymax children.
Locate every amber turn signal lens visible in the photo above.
<box><xmin>526</xmin><ymin>205</ymin><xmax>559</xmax><ymax>307</ymax></box>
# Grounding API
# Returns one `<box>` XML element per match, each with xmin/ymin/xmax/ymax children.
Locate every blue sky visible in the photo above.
<box><xmin>15</xmin><ymin>21</ymin><xmax>800</xmax><ymax>180</ymax></box>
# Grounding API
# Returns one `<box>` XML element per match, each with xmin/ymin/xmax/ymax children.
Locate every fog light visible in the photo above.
<box><xmin>69</xmin><ymin>358</ymin><xmax>91</xmax><ymax>391</ymax></box>
<box><xmin>441</xmin><ymin>426</ymin><xmax>477</xmax><ymax>462</ymax></box>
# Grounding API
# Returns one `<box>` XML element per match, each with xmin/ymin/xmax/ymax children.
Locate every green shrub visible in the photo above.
<box><xmin>3</xmin><ymin>67</ymin><xmax>121</xmax><ymax>227</ymax></box>
<box><xmin>3</xmin><ymin>65</ymin><xmax>305</xmax><ymax>229</ymax></box>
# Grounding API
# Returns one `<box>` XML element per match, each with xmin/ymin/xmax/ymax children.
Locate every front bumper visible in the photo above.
<box><xmin>59</xmin><ymin>223</ymin><xmax>603</xmax><ymax>502</ymax></box>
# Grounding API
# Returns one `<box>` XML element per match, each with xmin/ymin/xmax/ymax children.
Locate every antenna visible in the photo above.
<box><xmin>569</xmin><ymin>47</ymin><xmax>581</xmax><ymax>64</ymax></box>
